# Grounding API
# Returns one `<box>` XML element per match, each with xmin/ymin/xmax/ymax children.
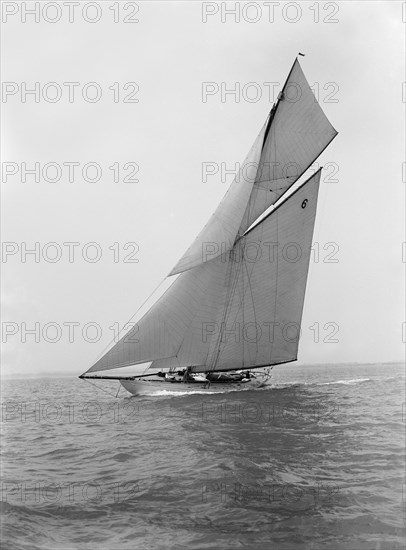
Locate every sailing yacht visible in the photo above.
<box><xmin>79</xmin><ymin>57</ymin><xmax>338</xmax><ymax>395</ymax></box>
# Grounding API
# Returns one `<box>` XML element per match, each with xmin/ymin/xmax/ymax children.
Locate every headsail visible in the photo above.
<box><xmin>85</xmin><ymin>256</ymin><xmax>230</xmax><ymax>373</ymax></box>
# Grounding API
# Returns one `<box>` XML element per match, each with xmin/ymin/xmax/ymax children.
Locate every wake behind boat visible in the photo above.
<box><xmin>79</xmin><ymin>56</ymin><xmax>338</xmax><ymax>397</ymax></box>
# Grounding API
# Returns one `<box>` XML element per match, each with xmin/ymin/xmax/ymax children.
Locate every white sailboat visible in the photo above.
<box><xmin>79</xmin><ymin>57</ymin><xmax>338</xmax><ymax>396</ymax></box>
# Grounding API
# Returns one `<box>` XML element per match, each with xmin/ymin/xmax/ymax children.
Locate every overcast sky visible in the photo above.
<box><xmin>1</xmin><ymin>1</ymin><xmax>404</xmax><ymax>377</ymax></box>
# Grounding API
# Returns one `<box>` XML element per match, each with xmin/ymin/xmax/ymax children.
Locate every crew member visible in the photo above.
<box><xmin>183</xmin><ymin>366</ymin><xmax>193</xmax><ymax>383</ymax></box>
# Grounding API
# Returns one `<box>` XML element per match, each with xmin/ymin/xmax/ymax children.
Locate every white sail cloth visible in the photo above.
<box><xmin>202</xmin><ymin>169</ymin><xmax>321</xmax><ymax>371</ymax></box>
<box><xmin>86</xmin><ymin>255</ymin><xmax>229</xmax><ymax>372</ymax></box>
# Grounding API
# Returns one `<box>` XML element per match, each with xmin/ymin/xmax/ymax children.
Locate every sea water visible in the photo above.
<box><xmin>1</xmin><ymin>362</ymin><xmax>405</xmax><ymax>549</ymax></box>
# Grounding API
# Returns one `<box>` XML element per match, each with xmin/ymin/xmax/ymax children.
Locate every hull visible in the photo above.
<box><xmin>120</xmin><ymin>375</ymin><xmax>271</xmax><ymax>396</ymax></box>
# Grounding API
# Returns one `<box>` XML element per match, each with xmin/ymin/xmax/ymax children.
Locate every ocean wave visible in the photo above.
<box><xmin>315</xmin><ymin>378</ymin><xmax>371</xmax><ymax>386</ymax></box>
<box><xmin>2</xmin><ymin>364</ymin><xmax>404</xmax><ymax>550</ymax></box>
<box><xmin>144</xmin><ymin>386</ymin><xmax>260</xmax><ymax>397</ymax></box>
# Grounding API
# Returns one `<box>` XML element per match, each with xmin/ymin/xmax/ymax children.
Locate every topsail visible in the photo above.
<box><xmin>84</xmin><ymin>58</ymin><xmax>337</xmax><ymax>376</ymax></box>
<box><xmin>170</xmin><ymin>59</ymin><xmax>337</xmax><ymax>275</ymax></box>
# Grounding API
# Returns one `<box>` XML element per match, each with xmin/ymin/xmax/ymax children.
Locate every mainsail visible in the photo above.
<box><xmin>83</xmin><ymin>58</ymin><xmax>337</xmax><ymax>376</ymax></box>
<box><xmin>201</xmin><ymin>169</ymin><xmax>322</xmax><ymax>372</ymax></box>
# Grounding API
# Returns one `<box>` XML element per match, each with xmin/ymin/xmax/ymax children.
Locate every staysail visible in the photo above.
<box><xmin>86</xmin><ymin>255</ymin><xmax>230</xmax><ymax>373</ymax></box>
<box><xmin>83</xmin><ymin>58</ymin><xmax>337</xmax><ymax>376</ymax></box>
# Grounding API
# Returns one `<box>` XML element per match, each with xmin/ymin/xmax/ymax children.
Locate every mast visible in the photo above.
<box><xmin>261</xmin><ymin>55</ymin><xmax>299</xmax><ymax>150</ymax></box>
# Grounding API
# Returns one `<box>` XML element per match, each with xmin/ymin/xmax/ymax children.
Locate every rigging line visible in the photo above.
<box><xmin>81</xmin><ymin>376</ymin><xmax>122</xmax><ymax>398</ymax></box>
<box><xmin>236</xmin><ymin>239</ymin><xmax>259</xmax><ymax>366</ymax></box>
<box><xmin>173</xmin><ymin>259</ymin><xmax>221</xmax><ymax>365</ymax></box>
<box><xmin>209</xmin><ymin>254</ymin><xmax>238</xmax><ymax>369</ymax></box>
<box><xmin>141</xmin><ymin>362</ymin><xmax>151</xmax><ymax>375</ymax></box>
<box><xmin>243</xmin><ymin>147</ymin><xmax>262</xmax><ymax>225</ymax></box>
<box><xmin>224</xmin><ymin>247</ymin><xmax>246</xmax><ymax>322</ymax></box>
<box><xmin>270</xmin><ymin>210</ymin><xmax>279</xmax><ymax>365</ymax></box>
<box><xmin>248</xmin><ymin>190</ymin><xmax>267</xmax><ymax>324</ymax></box>
<box><xmin>220</xmin><ymin>220</ymin><xmax>255</xmax><ymax>324</ymax></box>
<box><xmin>83</xmin><ymin>272</ymin><xmax>176</xmax><ymax>373</ymax></box>
<box><xmin>242</xmin><ymin>245</ymin><xmax>244</xmax><ymax>367</ymax></box>
<box><xmin>243</xmin><ymin>234</ymin><xmax>260</xmax><ymax>362</ymax></box>
<box><xmin>243</xmin><ymin>186</ymin><xmax>257</xmax><ymax>237</ymax></box>
<box><xmin>254</xmin><ymin>215</ymin><xmax>269</xmax><ymax>361</ymax></box>
<box><xmin>246</xmin><ymin>232</ymin><xmax>263</xmax><ymax>323</ymax></box>
<box><xmin>210</xmin><ymin>246</ymin><xmax>244</xmax><ymax>370</ymax></box>
<box><xmin>217</xmin><ymin>235</ymin><xmax>259</xmax><ymax>369</ymax></box>
<box><xmin>272</xmin><ymin>106</ymin><xmax>277</xmax><ymax>205</ymax></box>
<box><xmin>224</xmin><ymin>240</ymin><xmax>256</xmax><ymax>340</ymax></box>
<box><xmin>202</xmin><ymin>257</ymin><xmax>239</xmax><ymax>369</ymax></box>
